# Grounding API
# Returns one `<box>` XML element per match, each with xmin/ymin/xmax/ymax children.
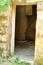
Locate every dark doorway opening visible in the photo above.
<box><xmin>15</xmin><ymin>5</ymin><xmax>37</xmax><ymax>63</ymax></box>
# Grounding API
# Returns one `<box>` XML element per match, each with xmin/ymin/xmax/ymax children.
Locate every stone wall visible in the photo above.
<box><xmin>0</xmin><ymin>14</ymin><xmax>8</xmax><ymax>57</ymax></box>
<box><xmin>35</xmin><ymin>2</ymin><xmax>43</xmax><ymax>65</ymax></box>
<box><xmin>0</xmin><ymin>7</ymin><xmax>11</xmax><ymax>57</ymax></box>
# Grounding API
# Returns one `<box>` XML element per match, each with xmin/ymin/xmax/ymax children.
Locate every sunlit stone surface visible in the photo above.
<box><xmin>35</xmin><ymin>2</ymin><xmax>43</xmax><ymax>65</ymax></box>
<box><xmin>0</xmin><ymin>10</ymin><xmax>10</xmax><ymax>57</ymax></box>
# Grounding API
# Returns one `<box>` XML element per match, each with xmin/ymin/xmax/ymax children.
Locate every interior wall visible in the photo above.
<box><xmin>18</xmin><ymin>6</ymin><xmax>27</xmax><ymax>40</ymax></box>
<box><xmin>15</xmin><ymin>5</ymin><xmax>32</xmax><ymax>41</ymax></box>
<box><xmin>26</xmin><ymin>15</ymin><xmax>36</xmax><ymax>41</ymax></box>
<box><xmin>15</xmin><ymin>5</ymin><xmax>37</xmax><ymax>41</ymax></box>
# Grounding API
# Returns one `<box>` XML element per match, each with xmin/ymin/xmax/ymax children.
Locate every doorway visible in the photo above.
<box><xmin>15</xmin><ymin>5</ymin><xmax>37</xmax><ymax>64</ymax></box>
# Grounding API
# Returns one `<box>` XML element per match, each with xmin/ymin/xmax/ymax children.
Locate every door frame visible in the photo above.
<box><xmin>10</xmin><ymin>1</ymin><xmax>37</xmax><ymax>54</ymax></box>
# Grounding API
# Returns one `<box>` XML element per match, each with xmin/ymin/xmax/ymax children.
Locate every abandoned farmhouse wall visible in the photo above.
<box><xmin>0</xmin><ymin>7</ymin><xmax>12</xmax><ymax>57</ymax></box>
<box><xmin>0</xmin><ymin>1</ymin><xmax>43</xmax><ymax>65</ymax></box>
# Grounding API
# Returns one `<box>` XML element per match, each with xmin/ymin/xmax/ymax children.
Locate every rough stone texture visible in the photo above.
<box><xmin>0</xmin><ymin>11</ymin><xmax>9</xmax><ymax>57</ymax></box>
<box><xmin>35</xmin><ymin>3</ymin><xmax>43</xmax><ymax>65</ymax></box>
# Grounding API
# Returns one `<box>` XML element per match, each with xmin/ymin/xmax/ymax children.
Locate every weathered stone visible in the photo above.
<box><xmin>35</xmin><ymin>2</ymin><xmax>43</xmax><ymax>65</ymax></box>
<box><xmin>0</xmin><ymin>11</ymin><xmax>9</xmax><ymax>57</ymax></box>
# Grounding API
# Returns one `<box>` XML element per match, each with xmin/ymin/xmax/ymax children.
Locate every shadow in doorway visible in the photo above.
<box><xmin>15</xmin><ymin>5</ymin><xmax>37</xmax><ymax>64</ymax></box>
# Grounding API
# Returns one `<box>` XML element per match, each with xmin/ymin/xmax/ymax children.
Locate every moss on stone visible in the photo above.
<box><xmin>35</xmin><ymin>57</ymin><xmax>43</xmax><ymax>65</ymax></box>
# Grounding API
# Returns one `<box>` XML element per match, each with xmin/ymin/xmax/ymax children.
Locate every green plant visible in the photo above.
<box><xmin>0</xmin><ymin>0</ymin><xmax>12</xmax><ymax>12</ymax></box>
<box><xmin>19</xmin><ymin>62</ymin><xmax>31</xmax><ymax>65</ymax></box>
<box><xmin>9</xmin><ymin>58</ymin><xmax>31</xmax><ymax>65</ymax></box>
<box><xmin>0</xmin><ymin>48</ymin><xmax>3</xmax><ymax>56</ymax></box>
<box><xmin>6</xmin><ymin>52</ymin><xmax>14</xmax><ymax>58</ymax></box>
